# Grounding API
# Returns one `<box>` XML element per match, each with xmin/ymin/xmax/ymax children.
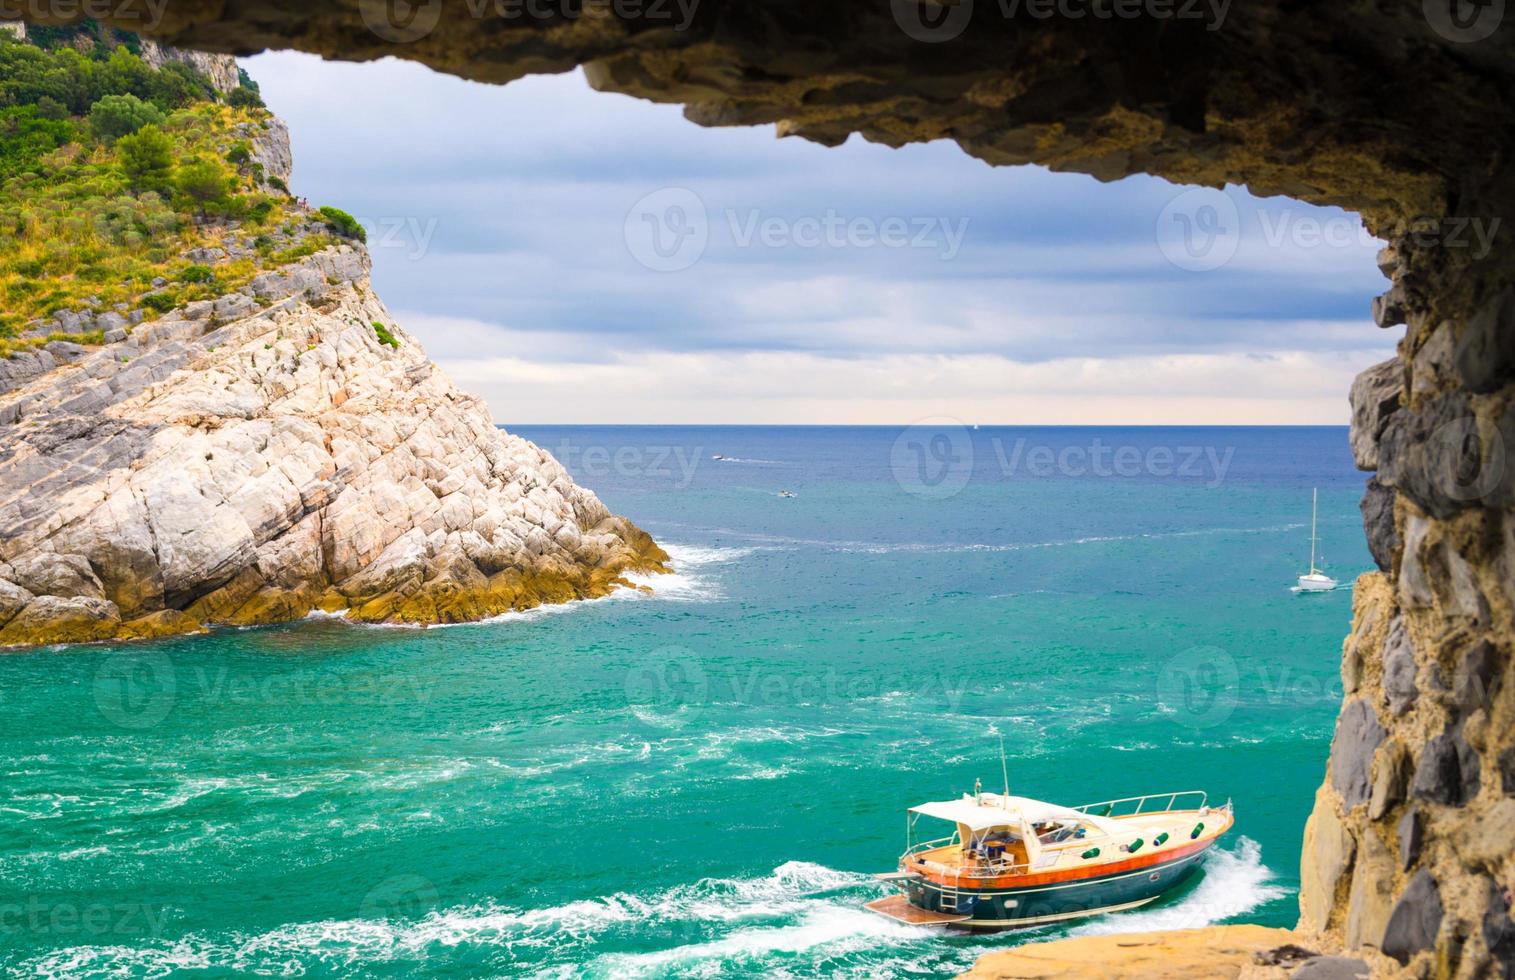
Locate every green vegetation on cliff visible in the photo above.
<box><xmin>0</xmin><ymin>29</ymin><xmax>344</xmax><ymax>355</ymax></box>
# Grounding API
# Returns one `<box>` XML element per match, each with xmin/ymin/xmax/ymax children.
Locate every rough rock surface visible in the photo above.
<box><xmin>1295</xmin><ymin>232</ymin><xmax>1515</xmax><ymax>979</ymax></box>
<box><xmin>138</xmin><ymin>37</ymin><xmax>240</xmax><ymax>92</ymax></box>
<box><xmin>0</xmin><ymin>243</ymin><xmax>666</xmax><ymax>647</ymax></box>
<box><xmin>32</xmin><ymin>0</ymin><xmax>1515</xmax><ymax>235</ymax></box>
<box><xmin>959</xmin><ymin>925</ymin><xmax>1299</xmax><ymax>979</ymax></box>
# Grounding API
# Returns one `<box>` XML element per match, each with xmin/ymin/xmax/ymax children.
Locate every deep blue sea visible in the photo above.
<box><xmin>0</xmin><ymin>425</ymin><xmax>1368</xmax><ymax>977</ymax></box>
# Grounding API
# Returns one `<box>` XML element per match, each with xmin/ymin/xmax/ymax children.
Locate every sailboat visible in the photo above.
<box><xmin>1297</xmin><ymin>488</ymin><xmax>1338</xmax><ymax>592</ymax></box>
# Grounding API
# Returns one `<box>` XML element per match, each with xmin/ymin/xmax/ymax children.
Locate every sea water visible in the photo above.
<box><xmin>0</xmin><ymin>426</ymin><xmax>1365</xmax><ymax>977</ymax></box>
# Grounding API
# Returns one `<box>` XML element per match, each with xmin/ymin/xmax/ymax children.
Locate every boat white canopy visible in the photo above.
<box><xmin>909</xmin><ymin>793</ymin><xmax>1125</xmax><ymax>837</ymax></box>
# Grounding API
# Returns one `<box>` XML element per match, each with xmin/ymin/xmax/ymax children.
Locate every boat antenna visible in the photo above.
<box><xmin>999</xmin><ymin>734</ymin><xmax>1011</xmax><ymax>809</ymax></box>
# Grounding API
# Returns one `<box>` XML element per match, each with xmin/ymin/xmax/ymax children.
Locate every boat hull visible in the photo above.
<box><xmin>898</xmin><ymin>844</ymin><xmax>1212</xmax><ymax>929</ymax></box>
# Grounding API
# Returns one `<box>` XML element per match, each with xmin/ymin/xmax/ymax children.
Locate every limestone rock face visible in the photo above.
<box><xmin>958</xmin><ymin>925</ymin><xmax>1298</xmax><ymax>979</ymax></box>
<box><xmin>0</xmin><ymin>244</ymin><xmax>666</xmax><ymax>647</ymax></box>
<box><xmin>137</xmin><ymin>39</ymin><xmax>240</xmax><ymax>93</ymax></box>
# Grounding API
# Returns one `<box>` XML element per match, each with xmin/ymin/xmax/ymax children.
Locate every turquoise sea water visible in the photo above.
<box><xmin>1</xmin><ymin>426</ymin><xmax>1368</xmax><ymax>978</ymax></box>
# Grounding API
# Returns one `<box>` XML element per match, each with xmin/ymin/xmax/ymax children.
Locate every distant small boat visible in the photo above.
<box><xmin>712</xmin><ymin>454</ymin><xmax>726</xmax><ymax>461</ymax></box>
<box><xmin>1297</xmin><ymin>488</ymin><xmax>1338</xmax><ymax>592</ymax></box>
<box><xmin>866</xmin><ymin>780</ymin><xmax>1234</xmax><ymax>929</ymax></box>
<box><xmin>778</xmin><ymin>489</ymin><xmax>796</xmax><ymax>498</ymax></box>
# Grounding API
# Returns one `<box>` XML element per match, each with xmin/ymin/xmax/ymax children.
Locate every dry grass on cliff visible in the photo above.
<box><xmin>0</xmin><ymin>33</ymin><xmax>347</xmax><ymax>355</ymax></box>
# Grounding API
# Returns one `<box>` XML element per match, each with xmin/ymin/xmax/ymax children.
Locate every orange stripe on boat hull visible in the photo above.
<box><xmin>912</xmin><ymin>813</ymin><xmax>1233</xmax><ymax>891</ymax></box>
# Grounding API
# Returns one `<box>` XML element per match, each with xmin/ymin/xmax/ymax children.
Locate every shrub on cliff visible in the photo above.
<box><xmin>1</xmin><ymin>34</ymin><xmax>216</xmax><ymax>116</ymax></box>
<box><xmin>89</xmin><ymin>94</ymin><xmax>165</xmax><ymax>143</ymax></box>
<box><xmin>0</xmin><ymin>106</ymin><xmax>77</xmax><ymax>179</ymax></box>
<box><xmin>228</xmin><ymin>86</ymin><xmax>264</xmax><ymax>109</ymax></box>
<box><xmin>0</xmin><ymin>31</ymin><xmax>352</xmax><ymax>351</ymax></box>
<box><xmin>172</xmin><ymin>157</ymin><xmax>234</xmax><ymax>216</ymax></box>
<box><xmin>372</xmin><ymin>321</ymin><xmax>401</xmax><ymax>349</ymax></box>
<box><xmin>116</xmin><ymin>124</ymin><xmax>173</xmax><ymax>187</ymax></box>
<box><xmin>318</xmin><ymin>206</ymin><xmax>366</xmax><ymax>242</ymax></box>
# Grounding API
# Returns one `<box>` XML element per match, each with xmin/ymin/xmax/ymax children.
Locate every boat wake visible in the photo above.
<box><xmin>15</xmin><ymin>844</ymin><xmax>1287</xmax><ymax>979</ymax></box>
<box><xmin>650</xmin><ymin>523</ymin><xmax>1308</xmax><ymax>557</ymax></box>
<box><xmin>14</xmin><ymin>862</ymin><xmax>900</xmax><ymax>979</ymax></box>
<box><xmin>1066</xmin><ymin>836</ymin><xmax>1289</xmax><ymax>938</ymax></box>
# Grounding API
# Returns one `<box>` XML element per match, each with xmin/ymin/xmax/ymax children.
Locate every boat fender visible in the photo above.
<box><xmin>1125</xmin><ymin>838</ymin><xmax>1144</xmax><ymax>853</ymax></box>
<box><xmin>1190</xmin><ymin>822</ymin><xmax>1205</xmax><ymax>840</ymax></box>
<box><xmin>1154</xmin><ymin>832</ymin><xmax>1169</xmax><ymax>846</ymax></box>
<box><xmin>1081</xmin><ymin>847</ymin><xmax>1100</xmax><ymax>859</ymax></box>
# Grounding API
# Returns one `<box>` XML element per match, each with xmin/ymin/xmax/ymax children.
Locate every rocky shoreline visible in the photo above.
<box><xmin>0</xmin><ymin>236</ymin><xmax>667</xmax><ymax>650</ymax></box>
<box><xmin>0</xmin><ymin>36</ymin><xmax>668</xmax><ymax>649</ymax></box>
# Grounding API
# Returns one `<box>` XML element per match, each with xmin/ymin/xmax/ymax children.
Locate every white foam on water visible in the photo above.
<box><xmin>15</xmin><ymin>861</ymin><xmax>886</xmax><ymax>979</ymax></box>
<box><xmin>582</xmin><ymin>905</ymin><xmax>920</xmax><ymax>978</ymax></box>
<box><xmin>1066</xmin><ymin>836</ymin><xmax>1289</xmax><ymax>937</ymax></box>
<box><xmin>310</xmin><ymin>540</ymin><xmax>743</xmax><ymax>637</ymax></box>
<box><xmin>21</xmin><ymin>849</ymin><xmax>1287</xmax><ymax>979</ymax></box>
<box><xmin>303</xmin><ymin>607</ymin><xmax>351</xmax><ymax>621</ymax></box>
<box><xmin>676</xmin><ymin>523</ymin><xmax>1310</xmax><ymax>557</ymax></box>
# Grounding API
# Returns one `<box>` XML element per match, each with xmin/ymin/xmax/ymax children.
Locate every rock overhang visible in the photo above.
<box><xmin>15</xmin><ymin>0</ymin><xmax>1514</xmax><ymax>229</ymax></box>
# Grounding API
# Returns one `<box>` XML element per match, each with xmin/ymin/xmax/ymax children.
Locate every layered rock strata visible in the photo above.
<box><xmin>0</xmin><ymin>242</ymin><xmax>666</xmax><ymax>647</ymax></box>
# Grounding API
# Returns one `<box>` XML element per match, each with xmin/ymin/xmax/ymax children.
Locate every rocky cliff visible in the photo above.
<box><xmin>0</xmin><ymin>237</ymin><xmax>666</xmax><ymax>647</ymax></box>
<box><xmin>0</xmin><ymin>46</ymin><xmax>666</xmax><ymax>649</ymax></box>
<box><xmin>1291</xmin><ymin>249</ymin><xmax>1515</xmax><ymax>977</ymax></box>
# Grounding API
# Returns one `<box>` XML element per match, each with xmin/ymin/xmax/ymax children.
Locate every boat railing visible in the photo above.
<box><xmin>899</xmin><ymin>792</ymin><xmax>1220</xmax><ymax>880</ymax></box>
<box><xmin>1072</xmin><ymin>790</ymin><xmax>1209</xmax><ymax>819</ymax></box>
<box><xmin>902</xmin><ymin>835</ymin><xmax>1034</xmax><ymax>879</ymax></box>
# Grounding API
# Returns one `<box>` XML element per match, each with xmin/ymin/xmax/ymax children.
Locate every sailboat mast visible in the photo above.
<box><xmin>1309</xmin><ymin>488</ymin><xmax>1318</xmax><ymax>575</ymax></box>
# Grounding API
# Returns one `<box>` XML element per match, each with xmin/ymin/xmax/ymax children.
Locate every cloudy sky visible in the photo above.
<box><xmin>241</xmin><ymin>51</ymin><xmax>1398</xmax><ymax>425</ymax></box>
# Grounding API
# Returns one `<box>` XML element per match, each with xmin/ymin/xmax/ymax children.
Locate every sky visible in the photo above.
<box><xmin>241</xmin><ymin>51</ymin><xmax>1400</xmax><ymax>425</ymax></box>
